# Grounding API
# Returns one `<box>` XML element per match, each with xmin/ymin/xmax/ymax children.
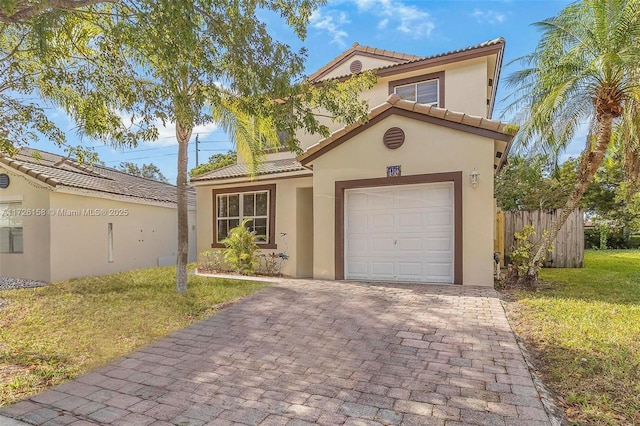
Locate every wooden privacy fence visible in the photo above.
<box><xmin>498</xmin><ymin>208</ymin><xmax>584</xmax><ymax>268</ymax></box>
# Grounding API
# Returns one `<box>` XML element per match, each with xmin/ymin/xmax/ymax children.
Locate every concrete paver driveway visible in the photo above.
<box><xmin>0</xmin><ymin>280</ymin><xmax>551</xmax><ymax>425</ymax></box>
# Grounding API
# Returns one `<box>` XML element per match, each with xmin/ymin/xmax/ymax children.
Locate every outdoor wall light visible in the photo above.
<box><xmin>470</xmin><ymin>168</ymin><xmax>480</xmax><ymax>188</ymax></box>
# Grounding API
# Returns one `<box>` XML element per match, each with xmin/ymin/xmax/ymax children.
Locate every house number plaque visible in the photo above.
<box><xmin>387</xmin><ymin>165</ymin><xmax>401</xmax><ymax>177</ymax></box>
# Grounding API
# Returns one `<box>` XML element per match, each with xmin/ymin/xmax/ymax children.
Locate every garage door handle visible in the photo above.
<box><xmin>394</xmin><ymin>240</ymin><xmax>397</xmax><ymax>245</ymax></box>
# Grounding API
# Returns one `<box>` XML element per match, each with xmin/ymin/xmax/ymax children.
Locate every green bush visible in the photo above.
<box><xmin>584</xmin><ymin>228</ymin><xmax>638</xmax><ymax>249</ymax></box>
<box><xmin>222</xmin><ymin>219</ymin><xmax>260</xmax><ymax>275</ymax></box>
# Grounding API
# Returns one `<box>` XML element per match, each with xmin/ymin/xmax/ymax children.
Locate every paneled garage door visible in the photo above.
<box><xmin>345</xmin><ymin>182</ymin><xmax>454</xmax><ymax>283</ymax></box>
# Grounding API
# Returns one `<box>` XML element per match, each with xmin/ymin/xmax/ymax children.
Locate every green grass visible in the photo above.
<box><xmin>509</xmin><ymin>250</ymin><xmax>640</xmax><ymax>425</ymax></box>
<box><xmin>0</xmin><ymin>266</ymin><xmax>265</xmax><ymax>406</ymax></box>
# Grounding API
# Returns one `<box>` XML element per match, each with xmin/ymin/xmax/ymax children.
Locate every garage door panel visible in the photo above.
<box><xmin>398</xmin><ymin>238</ymin><xmax>422</xmax><ymax>252</ymax></box>
<box><xmin>371</xmin><ymin>213</ymin><xmax>395</xmax><ymax>229</ymax></box>
<box><xmin>396</xmin><ymin>189</ymin><xmax>424</xmax><ymax>208</ymax></box>
<box><xmin>345</xmin><ymin>182</ymin><xmax>454</xmax><ymax>283</ymax></box>
<box><xmin>371</xmin><ymin>261</ymin><xmax>395</xmax><ymax>276</ymax></box>
<box><xmin>428</xmin><ymin>212</ymin><xmax>452</xmax><ymax>226</ymax></box>
<box><xmin>427</xmin><ymin>263</ymin><xmax>454</xmax><ymax>280</ymax></box>
<box><xmin>348</xmin><ymin>193</ymin><xmax>369</xmax><ymax>210</ymax></box>
<box><xmin>371</xmin><ymin>191</ymin><xmax>394</xmax><ymax>208</ymax></box>
<box><xmin>427</xmin><ymin>187</ymin><xmax>453</xmax><ymax>203</ymax></box>
<box><xmin>427</xmin><ymin>237</ymin><xmax>452</xmax><ymax>252</ymax></box>
<box><xmin>370</xmin><ymin>237</ymin><xmax>395</xmax><ymax>253</ymax></box>
<box><xmin>346</xmin><ymin>260</ymin><xmax>369</xmax><ymax>275</ymax></box>
<box><xmin>398</xmin><ymin>212</ymin><xmax>423</xmax><ymax>228</ymax></box>
<box><xmin>397</xmin><ymin>262</ymin><xmax>423</xmax><ymax>276</ymax></box>
<box><xmin>346</xmin><ymin>237</ymin><xmax>368</xmax><ymax>255</ymax></box>
<box><xmin>347</xmin><ymin>212</ymin><xmax>368</xmax><ymax>233</ymax></box>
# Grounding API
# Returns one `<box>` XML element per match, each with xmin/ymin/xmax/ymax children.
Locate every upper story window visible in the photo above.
<box><xmin>388</xmin><ymin>71</ymin><xmax>445</xmax><ymax>108</ymax></box>
<box><xmin>0</xmin><ymin>202</ymin><xmax>23</xmax><ymax>253</ymax></box>
<box><xmin>394</xmin><ymin>80</ymin><xmax>438</xmax><ymax>105</ymax></box>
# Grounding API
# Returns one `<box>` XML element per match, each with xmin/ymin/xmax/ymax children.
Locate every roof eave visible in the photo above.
<box><xmin>190</xmin><ymin>169</ymin><xmax>313</xmax><ymax>186</ymax></box>
<box><xmin>487</xmin><ymin>40</ymin><xmax>506</xmax><ymax>119</ymax></box>
<box><xmin>0</xmin><ymin>156</ymin><xmax>59</xmax><ymax>187</ymax></box>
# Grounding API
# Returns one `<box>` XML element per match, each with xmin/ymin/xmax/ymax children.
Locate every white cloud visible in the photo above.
<box><xmin>353</xmin><ymin>0</ymin><xmax>435</xmax><ymax>38</ymax></box>
<box><xmin>310</xmin><ymin>9</ymin><xmax>350</xmax><ymax>47</ymax></box>
<box><xmin>115</xmin><ymin>111</ymin><xmax>218</xmax><ymax>147</ymax></box>
<box><xmin>471</xmin><ymin>9</ymin><xmax>507</xmax><ymax>25</ymax></box>
<box><xmin>147</xmin><ymin>120</ymin><xmax>219</xmax><ymax>147</ymax></box>
<box><xmin>311</xmin><ymin>0</ymin><xmax>435</xmax><ymax>43</ymax></box>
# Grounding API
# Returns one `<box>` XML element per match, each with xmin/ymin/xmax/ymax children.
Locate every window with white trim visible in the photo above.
<box><xmin>394</xmin><ymin>79</ymin><xmax>439</xmax><ymax>105</ymax></box>
<box><xmin>216</xmin><ymin>191</ymin><xmax>269</xmax><ymax>243</ymax></box>
<box><xmin>0</xmin><ymin>202</ymin><xmax>23</xmax><ymax>253</ymax></box>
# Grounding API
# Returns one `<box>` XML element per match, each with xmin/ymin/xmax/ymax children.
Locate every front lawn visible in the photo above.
<box><xmin>0</xmin><ymin>266</ymin><xmax>265</xmax><ymax>406</ymax></box>
<box><xmin>506</xmin><ymin>250</ymin><xmax>640</xmax><ymax>425</ymax></box>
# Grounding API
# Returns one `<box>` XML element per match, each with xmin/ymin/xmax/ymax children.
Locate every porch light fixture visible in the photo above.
<box><xmin>470</xmin><ymin>168</ymin><xmax>480</xmax><ymax>188</ymax></box>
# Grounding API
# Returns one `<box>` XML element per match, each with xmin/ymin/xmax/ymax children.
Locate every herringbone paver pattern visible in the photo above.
<box><xmin>0</xmin><ymin>280</ymin><xmax>550</xmax><ymax>425</ymax></box>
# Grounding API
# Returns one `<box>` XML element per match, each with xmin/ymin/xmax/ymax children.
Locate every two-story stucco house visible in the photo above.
<box><xmin>191</xmin><ymin>38</ymin><xmax>516</xmax><ymax>286</ymax></box>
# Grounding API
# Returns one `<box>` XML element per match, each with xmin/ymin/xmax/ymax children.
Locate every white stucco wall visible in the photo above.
<box><xmin>48</xmin><ymin>191</ymin><xmax>182</xmax><ymax>281</ymax></box>
<box><xmin>309</xmin><ymin>114</ymin><xmax>496</xmax><ymax>286</ymax></box>
<box><xmin>0</xmin><ymin>167</ymin><xmax>51</xmax><ymax>282</ymax></box>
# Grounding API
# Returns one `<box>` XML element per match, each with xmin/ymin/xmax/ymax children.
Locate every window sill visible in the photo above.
<box><xmin>211</xmin><ymin>242</ymin><xmax>278</xmax><ymax>250</ymax></box>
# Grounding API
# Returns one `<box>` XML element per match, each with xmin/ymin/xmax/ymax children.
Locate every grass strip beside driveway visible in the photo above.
<box><xmin>0</xmin><ymin>266</ymin><xmax>265</xmax><ymax>406</ymax></box>
<box><xmin>507</xmin><ymin>250</ymin><xmax>640</xmax><ymax>425</ymax></box>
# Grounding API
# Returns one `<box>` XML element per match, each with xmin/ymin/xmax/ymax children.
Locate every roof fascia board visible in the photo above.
<box><xmin>0</xmin><ymin>162</ymin><xmax>55</xmax><ymax>190</ymax></box>
<box><xmin>53</xmin><ymin>186</ymin><xmax>179</xmax><ymax>209</ymax></box>
<box><xmin>190</xmin><ymin>171</ymin><xmax>313</xmax><ymax>186</ymax></box>
<box><xmin>376</xmin><ymin>43</ymin><xmax>503</xmax><ymax>78</ymax></box>
<box><xmin>487</xmin><ymin>42</ymin><xmax>505</xmax><ymax>118</ymax></box>
<box><xmin>311</xmin><ymin>50</ymin><xmax>407</xmax><ymax>82</ymax></box>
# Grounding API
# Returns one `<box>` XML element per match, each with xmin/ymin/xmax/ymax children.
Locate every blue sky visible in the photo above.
<box><xmin>33</xmin><ymin>0</ymin><xmax>577</xmax><ymax>183</ymax></box>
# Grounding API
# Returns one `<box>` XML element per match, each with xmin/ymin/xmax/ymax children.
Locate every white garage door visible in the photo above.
<box><xmin>345</xmin><ymin>182</ymin><xmax>454</xmax><ymax>283</ymax></box>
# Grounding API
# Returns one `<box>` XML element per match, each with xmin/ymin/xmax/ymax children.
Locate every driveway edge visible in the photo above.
<box><xmin>499</xmin><ymin>298</ymin><xmax>569</xmax><ymax>426</ymax></box>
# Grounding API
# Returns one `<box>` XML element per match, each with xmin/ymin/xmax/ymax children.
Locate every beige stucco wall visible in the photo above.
<box><xmin>285</xmin><ymin>57</ymin><xmax>491</xmax><ymax>155</ymax></box>
<box><xmin>322</xmin><ymin>55</ymin><xmax>400</xmax><ymax>80</ymax></box>
<box><xmin>309</xmin><ymin>114</ymin><xmax>496</xmax><ymax>286</ymax></box>
<box><xmin>48</xmin><ymin>191</ymin><xmax>181</xmax><ymax>281</ymax></box>
<box><xmin>0</xmin><ymin>167</ymin><xmax>51</xmax><ymax>282</ymax></box>
<box><xmin>195</xmin><ymin>176</ymin><xmax>313</xmax><ymax>277</ymax></box>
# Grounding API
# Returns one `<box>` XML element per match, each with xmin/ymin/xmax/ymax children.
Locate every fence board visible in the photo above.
<box><xmin>502</xmin><ymin>209</ymin><xmax>584</xmax><ymax>268</ymax></box>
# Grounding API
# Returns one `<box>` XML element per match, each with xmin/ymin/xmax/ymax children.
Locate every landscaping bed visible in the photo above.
<box><xmin>0</xmin><ymin>266</ymin><xmax>265</xmax><ymax>406</ymax></box>
<box><xmin>501</xmin><ymin>250</ymin><xmax>640</xmax><ymax>425</ymax></box>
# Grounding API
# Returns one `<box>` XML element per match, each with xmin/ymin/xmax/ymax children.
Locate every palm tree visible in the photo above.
<box><xmin>505</xmin><ymin>0</ymin><xmax>640</xmax><ymax>279</ymax></box>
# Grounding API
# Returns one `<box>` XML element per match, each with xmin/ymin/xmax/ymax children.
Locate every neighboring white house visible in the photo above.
<box><xmin>191</xmin><ymin>38</ymin><xmax>516</xmax><ymax>286</ymax></box>
<box><xmin>0</xmin><ymin>148</ymin><xmax>196</xmax><ymax>282</ymax></box>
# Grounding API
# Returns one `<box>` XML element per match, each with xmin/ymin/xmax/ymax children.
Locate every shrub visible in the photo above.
<box><xmin>222</xmin><ymin>219</ymin><xmax>260</xmax><ymax>275</ymax></box>
<box><xmin>505</xmin><ymin>225</ymin><xmax>551</xmax><ymax>288</ymax></box>
<box><xmin>259</xmin><ymin>252</ymin><xmax>289</xmax><ymax>276</ymax></box>
<box><xmin>197</xmin><ymin>250</ymin><xmax>222</xmax><ymax>273</ymax></box>
<box><xmin>584</xmin><ymin>228</ymin><xmax>639</xmax><ymax>249</ymax></box>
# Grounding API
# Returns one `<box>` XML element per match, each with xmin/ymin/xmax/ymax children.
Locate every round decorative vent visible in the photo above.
<box><xmin>350</xmin><ymin>60</ymin><xmax>363</xmax><ymax>73</ymax></box>
<box><xmin>0</xmin><ymin>173</ymin><xmax>9</xmax><ymax>189</ymax></box>
<box><xmin>383</xmin><ymin>127</ymin><xmax>405</xmax><ymax>149</ymax></box>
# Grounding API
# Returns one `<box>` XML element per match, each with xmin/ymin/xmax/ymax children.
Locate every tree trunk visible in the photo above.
<box><xmin>527</xmin><ymin>114</ymin><xmax>615</xmax><ymax>277</ymax></box>
<box><xmin>176</xmin><ymin>120</ymin><xmax>192</xmax><ymax>293</ymax></box>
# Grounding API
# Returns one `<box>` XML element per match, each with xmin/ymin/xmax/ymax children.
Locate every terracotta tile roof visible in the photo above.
<box><xmin>0</xmin><ymin>148</ymin><xmax>193</xmax><ymax>206</ymax></box>
<box><xmin>298</xmin><ymin>94</ymin><xmax>517</xmax><ymax>171</ymax></box>
<box><xmin>308</xmin><ymin>42</ymin><xmax>423</xmax><ymax>82</ymax></box>
<box><xmin>310</xmin><ymin>38</ymin><xmax>505</xmax><ymax>83</ymax></box>
<box><xmin>190</xmin><ymin>157</ymin><xmax>307</xmax><ymax>182</ymax></box>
